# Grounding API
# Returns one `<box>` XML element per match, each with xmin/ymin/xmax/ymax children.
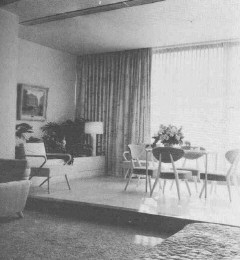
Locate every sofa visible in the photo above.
<box><xmin>0</xmin><ymin>159</ymin><xmax>30</xmax><ymax>218</ymax></box>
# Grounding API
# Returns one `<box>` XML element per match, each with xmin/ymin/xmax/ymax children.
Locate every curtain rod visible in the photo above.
<box><xmin>153</xmin><ymin>38</ymin><xmax>240</xmax><ymax>52</ymax></box>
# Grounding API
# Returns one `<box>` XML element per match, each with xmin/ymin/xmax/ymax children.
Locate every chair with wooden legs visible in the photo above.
<box><xmin>150</xmin><ymin>147</ymin><xmax>192</xmax><ymax>200</ymax></box>
<box><xmin>21</xmin><ymin>142</ymin><xmax>72</xmax><ymax>193</ymax></box>
<box><xmin>124</xmin><ymin>144</ymin><xmax>158</xmax><ymax>192</ymax></box>
<box><xmin>122</xmin><ymin>150</ymin><xmax>132</xmax><ymax>179</ymax></box>
<box><xmin>199</xmin><ymin>149</ymin><xmax>240</xmax><ymax>202</ymax></box>
<box><xmin>175</xmin><ymin>146</ymin><xmax>205</xmax><ymax>192</ymax></box>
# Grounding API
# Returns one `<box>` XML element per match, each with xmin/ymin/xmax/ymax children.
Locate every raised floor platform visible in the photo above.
<box><xmin>27</xmin><ymin>176</ymin><xmax>240</xmax><ymax>232</ymax></box>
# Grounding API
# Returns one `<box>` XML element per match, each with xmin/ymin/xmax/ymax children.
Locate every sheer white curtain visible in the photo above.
<box><xmin>151</xmin><ymin>42</ymin><xmax>240</xmax><ymax>171</ymax></box>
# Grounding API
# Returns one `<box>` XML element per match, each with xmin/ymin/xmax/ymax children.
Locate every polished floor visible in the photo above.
<box><xmin>29</xmin><ymin>176</ymin><xmax>240</xmax><ymax>227</ymax></box>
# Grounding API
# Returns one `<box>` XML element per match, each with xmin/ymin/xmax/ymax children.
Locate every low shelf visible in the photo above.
<box><xmin>30</xmin><ymin>156</ymin><xmax>105</xmax><ymax>186</ymax></box>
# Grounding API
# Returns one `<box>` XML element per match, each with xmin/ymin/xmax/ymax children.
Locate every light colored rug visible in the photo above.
<box><xmin>0</xmin><ymin>210</ymin><xmax>168</xmax><ymax>260</ymax></box>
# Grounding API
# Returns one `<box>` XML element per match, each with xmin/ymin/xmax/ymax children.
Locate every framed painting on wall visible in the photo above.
<box><xmin>17</xmin><ymin>84</ymin><xmax>49</xmax><ymax>121</ymax></box>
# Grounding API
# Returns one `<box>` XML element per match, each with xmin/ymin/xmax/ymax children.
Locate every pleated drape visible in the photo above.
<box><xmin>76</xmin><ymin>48</ymin><xmax>151</xmax><ymax>175</ymax></box>
<box><xmin>151</xmin><ymin>42</ymin><xmax>240</xmax><ymax>172</ymax></box>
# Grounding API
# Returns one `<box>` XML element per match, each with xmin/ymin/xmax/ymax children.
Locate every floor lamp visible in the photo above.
<box><xmin>84</xmin><ymin>122</ymin><xmax>104</xmax><ymax>156</ymax></box>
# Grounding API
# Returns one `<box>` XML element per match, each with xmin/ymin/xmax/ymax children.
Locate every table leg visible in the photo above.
<box><xmin>146</xmin><ymin>150</ymin><xmax>149</xmax><ymax>193</ymax></box>
<box><xmin>205</xmin><ymin>153</ymin><xmax>208</xmax><ymax>199</ymax></box>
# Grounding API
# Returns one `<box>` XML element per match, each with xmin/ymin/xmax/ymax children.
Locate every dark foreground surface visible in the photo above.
<box><xmin>0</xmin><ymin>209</ymin><xmax>169</xmax><ymax>260</ymax></box>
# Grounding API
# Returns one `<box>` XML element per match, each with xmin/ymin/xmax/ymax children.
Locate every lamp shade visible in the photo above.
<box><xmin>84</xmin><ymin>122</ymin><xmax>104</xmax><ymax>135</ymax></box>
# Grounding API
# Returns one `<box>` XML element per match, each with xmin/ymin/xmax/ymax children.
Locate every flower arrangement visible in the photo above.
<box><xmin>152</xmin><ymin>124</ymin><xmax>184</xmax><ymax>147</ymax></box>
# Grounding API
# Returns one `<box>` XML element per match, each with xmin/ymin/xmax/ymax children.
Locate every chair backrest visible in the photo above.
<box><xmin>123</xmin><ymin>151</ymin><xmax>131</xmax><ymax>161</ymax></box>
<box><xmin>152</xmin><ymin>147</ymin><xmax>184</xmax><ymax>163</ymax></box>
<box><xmin>181</xmin><ymin>146</ymin><xmax>205</xmax><ymax>151</ymax></box>
<box><xmin>128</xmin><ymin>144</ymin><xmax>146</xmax><ymax>160</ymax></box>
<box><xmin>128</xmin><ymin>144</ymin><xmax>154</xmax><ymax>167</ymax></box>
<box><xmin>225</xmin><ymin>149</ymin><xmax>240</xmax><ymax>177</ymax></box>
<box><xmin>181</xmin><ymin>146</ymin><xmax>205</xmax><ymax>160</ymax></box>
<box><xmin>23</xmin><ymin>142</ymin><xmax>46</xmax><ymax>156</ymax></box>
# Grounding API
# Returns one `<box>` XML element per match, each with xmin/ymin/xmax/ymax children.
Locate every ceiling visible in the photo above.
<box><xmin>2</xmin><ymin>0</ymin><xmax>240</xmax><ymax>55</ymax></box>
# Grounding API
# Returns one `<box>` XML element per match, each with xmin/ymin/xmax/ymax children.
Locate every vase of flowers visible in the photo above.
<box><xmin>152</xmin><ymin>124</ymin><xmax>184</xmax><ymax>148</ymax></box>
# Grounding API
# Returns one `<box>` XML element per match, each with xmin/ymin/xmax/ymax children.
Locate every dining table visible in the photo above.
<box><xmin>146</xmin><ymin>147</ymin><xmax>218</xmax><ymax>198</ymax></box>
<box><xmin>183</xmin><ymin>149</ymin><xmax>218</xmax><ymax>199</ymax></box>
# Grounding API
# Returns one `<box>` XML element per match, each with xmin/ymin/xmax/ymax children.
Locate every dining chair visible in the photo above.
<box><xmin>122</xmin><ymin>150</ymin><xmax>131</xmax><ymax>179</ymax></box>
<box><xmin>199</xmin><ymin>149</ymin><xmax>240</xmax><ymax>202</ymax></box>
<box><xmin>124</xmin><ymin>144</ymin><xmax>158</xmax><ymax>192</ymax></box>
<box><xmin>175</xmin><ymin>146</ymin><xmax>205</xmax><ymax>192</ymax></box>
<box><xmin>150</xmin><ymin>147</ymin><xmax>192</xmax><ymax>200</ymax></box>
<box><xmin>20</xmin><ymin>142</ymin><xmax>72</xmax><ymax>193</ymax></box>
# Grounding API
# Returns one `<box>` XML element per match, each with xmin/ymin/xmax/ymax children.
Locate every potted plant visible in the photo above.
<box><xmin>15</xmin><ymin>123</ymin><xmax>33</xmax><ymax>159</ymax></box>
<box><xmin>152</xmin><ymin>124</ymin><xmax>184</xmax><ymax>147</ymax></box>
<box><xmin>15</xmin><ymin>123</ymin><xmax>33</xmax><ymax>144</ymax></box>
<box><xmin>41</xmin><ymin>119</ymin><xmax>92</xmax><ymax>160</ymax></box>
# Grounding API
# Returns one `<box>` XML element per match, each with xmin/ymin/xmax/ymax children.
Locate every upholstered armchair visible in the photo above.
<box><xmin>0</xmin><ymin>159</ymin><xmax>30</xmax><ymax>218</ymax></box>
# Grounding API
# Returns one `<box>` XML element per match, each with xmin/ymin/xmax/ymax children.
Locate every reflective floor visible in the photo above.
<box><xmin>29</xmin><ymin>176</ymin><xmax>240</xmax><ymax>227</ymax></box>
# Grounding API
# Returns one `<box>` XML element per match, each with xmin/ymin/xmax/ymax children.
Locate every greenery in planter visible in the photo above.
<box><xmin>41</xmin><ymin>119</ymin><xmax>92</xmax><ymax>159</ymax></box>
<box><xmin>16</xmin><ymin>123</ymin><xmax>33</xmax><ymax>142</ymax></box>
<box><xmin>15</xmin><ymin>123</ymin><xmax>41</xmax><ymax>144</ymax></box>
<box><xmin>15</xmin><ymin>123</ymin><xmax>33</xmax><ymax>159</ymax></box>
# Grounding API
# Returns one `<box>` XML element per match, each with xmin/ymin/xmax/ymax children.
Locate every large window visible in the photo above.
<box><xmin>151</xmin><ymin>42</ymin><xmax>240</xmax><ymax>171</ymax></box>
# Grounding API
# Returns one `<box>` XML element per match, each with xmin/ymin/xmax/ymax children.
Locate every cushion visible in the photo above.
<box><xmin>160</xmin><ymin>170</ymin><xmax>192</xmax><ymax>179</ymax></box>
<box><xmin>177</xmin><ymin>167</ymin><xmax>199</xmax><ymax>176</ymax></box>
<box><xmin>200</xmin><ymin>172</ymin><xmax>226</xmax><ymax>181</ymax></box>
<box><xmin>0</xmin><ymin>159</ymin><xmax>30</xmax><ymax>183</ymax></box>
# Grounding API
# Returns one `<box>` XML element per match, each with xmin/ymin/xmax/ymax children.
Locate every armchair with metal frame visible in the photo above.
<box><xmin>124</xmin><ymin>144</ymin><xmax>158</xmax><ymax>192</ymax></box>
<box><xmin>21</xmin><ymin>142</ymin><xmax>72</xmax><ymax>193</ymax></box>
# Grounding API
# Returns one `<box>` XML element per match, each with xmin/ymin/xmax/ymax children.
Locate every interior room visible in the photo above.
<box><xmin>1</xmin><ymin>0</ymin><xmax>240</xmax><ymax>259</ymax></box>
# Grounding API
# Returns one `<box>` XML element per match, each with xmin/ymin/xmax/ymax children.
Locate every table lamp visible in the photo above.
<box><xmin>84</xmin><ymin>121</ymin><xmax>104</xmax><ymax>156</ymax></box>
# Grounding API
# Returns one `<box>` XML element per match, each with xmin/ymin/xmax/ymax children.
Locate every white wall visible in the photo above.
<box><xmin>0</xmin><ymin>9</ymin><xmax>19</xmax><ymax>158</ymax></box>
<box><xmin>17</xmin><ymin>39</ymin><xmax>77</xmax><ymax>137</ymax></box>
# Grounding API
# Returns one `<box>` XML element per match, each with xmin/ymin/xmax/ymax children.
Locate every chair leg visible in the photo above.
<box><xmin>185</xmin><ymin>180</ymin><xmax>191</xmax><ymax>196</ymax></box>
<box><xmin>158</xmin><ymin>179</ymin><xmax>162</xmax><ymax>191</ymax></box>
<box><xmin>47</xmin><ymin>177</ymin><xmax>50</xmax><ymax>194</ymax></box>
<box><xmin>151</xmin><ymin>154</ymin><xmax>161</xmax><ymax>197</ymax></box>
<box><xmin>199</xmin><ymin>182</ymin><xmax>205</xmax><ymax>198</ymax></box>
<box><xmin>214</xmin><ymin>181</ymin><xmax>218</xmax><ymax>194</ymax></box>
<box><xmin>163</xmin><ymin>179</ymin><xmax>167</xmax><ymax>194</ymax></box>
<box><xmin>39</xmin><ymin>176</ymin><xmax>50</xmax><ymax>193</ymax></box>
<box><xmin>175</xmin><ymin>178</ymin><xmax>181</xmax><ymax>200</ymax></box>
<box><xmin>124</xmin><ymin>169</ymin><xmax>130</xmax><ymax>179</ymax></box>
<box><xmin>17</xmin><ymin>211</ymin><xmax>24</xmax><ymax>218</ymax></box>
<box><xmin>193</xmin><ymin>177</ymin><xmax>198</xmax><ymax>193</ymax></box>
<box><xmin>148</xmin><ymin>176</ymin><xmax>152</xmax><ymax>192</ymax></box>
<box><xmin>136</xmin><ymin>176</ymin><xmax>141</xmax><ymax>187</ymax></box>
<box><xmin>226</xmin><ymin>179</ymin><xmax>232</xmax><ymax>202</ymax></box>
<box><xmin>65</xmin><ymin>174</ymin><xmax>71</xmax><ymax>190</ymax></box>
<box><xmin>39</xmin><ymin>178</ymin><xmax>49</xmax><ymax>187</ymax></box>
<box><xmin>210</xmin><ymin>181</ymin><xmax>214</xmax><ymax>194</ymax></box>
<box><xmin>233</xmin><ymin>176</ymin><xmax>240</xmax><ymax>196</ymax></box>
<box><xmin>124</xmin><ymin>169</ymin><xmax>133</xmax><ymax>191</ymax></box>
<box><xmin>150</xmin><ymin>178</ymin><xmax>159</xmax><ymax>197</ymax></box>
<box><xmin>170</xmin><ymin>180</ymin><xmax>174</xmax><ymax>190</ymax></box>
